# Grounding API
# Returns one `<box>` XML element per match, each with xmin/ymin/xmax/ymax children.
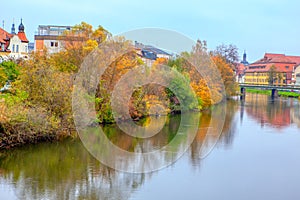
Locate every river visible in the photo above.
<box><xmin>0</xmin><ymin>93</ymin><xmax>300</xmax><ymax>200</ymax></box>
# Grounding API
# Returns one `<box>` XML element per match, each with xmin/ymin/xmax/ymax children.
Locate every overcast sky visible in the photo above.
<box><xmin>2</xmin><ymin>0</ymin><xmax>300</xmax><ymax>62</ymax></box>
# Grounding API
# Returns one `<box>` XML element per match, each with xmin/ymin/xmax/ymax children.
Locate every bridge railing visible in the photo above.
<box><xmin>239</xmin><ymin>83</ymin><xmax>300</xmax><ymax>90</ymax></box>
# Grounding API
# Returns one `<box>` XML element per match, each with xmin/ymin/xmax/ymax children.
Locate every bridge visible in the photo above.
<box><xmin>239</xmin><ymin>84</ymin><xmax>300</xmax><ymax>98</ymax></box>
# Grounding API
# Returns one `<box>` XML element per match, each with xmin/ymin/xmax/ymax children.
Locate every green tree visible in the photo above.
<box><xmin>268</xmin><ymin>65</ymin><xmax>277</xmax><ymax>85</ymax></box>
<box><xmin>278</xmin><ymin>73</ymin><xmax>283</xmax><ymax>85</ymax></box>
<box><xmin>0</xmin><ymin>61</ymin><xmax>20</xmax><ymax>87</ymax></box>
<box><xmin>166</xmin><ymin>76</ymin><xmax>199</xmax><ymax>112</ymax></box>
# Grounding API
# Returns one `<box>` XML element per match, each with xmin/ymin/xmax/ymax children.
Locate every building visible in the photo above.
<box><xmin>236</xmin><ymin>51</ymin><xmax>249</xmax><ymax>83</ymax></box>
<box><xmin>34</xmin><ymin>25</ymin><xmax>84</xmax><ymax>54</ymax></box>
<box><xmin>244</xmin><ymin>53</ymin><xmax>300</xmax><ymax>85</ymax></box>
<box><xmin>294</xmin><ymin>64</ymin><xmax>300</xmax><ymax>85</ymax></box>
<box><xmin>134</xmin><ymin>41</ymin><xmax>172</xmax><ymax>66</ymax></box>
<box><xmin>240</xmin><ymin>51</ymin><xmax>249</xmax><ymax>65</ymax></box>
<box><xmin>28</xmin><ymin>42</ymin><xmax>34</xmax><ymax>52</ymax></box>
<box><xmin>236</xmin><ymin>63</ymin><xmax>246</xmax><ymax>83</ymax></box>
<box><xmin>0</xmin><ymin>19</ymin><xmax>29</xmax><ymax>60</ymax></box>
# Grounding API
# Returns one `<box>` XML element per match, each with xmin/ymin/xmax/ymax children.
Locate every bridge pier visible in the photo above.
<box><xmin>271</xmin><ymin>89</ymin><xmax>278</xmax><ymax>98</ymax></box>
<box><xmin>240</xmin><ymin>87</ymin><xmax>246</xmax><ymax>100</ymax></box>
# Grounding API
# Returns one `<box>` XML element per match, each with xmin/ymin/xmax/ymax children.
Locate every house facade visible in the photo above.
<box><xmin>244</xmin><ymin>53</ymin><xmax>300</xmax><ymax>85</ymax></box>
<box><xmin>236</xmin><ymin>51</ymin><xmax>249</xmax><ymax>83</ymax></box>
<box><xmin>134</xmin><ymin>41</ymin><xmax>172</xmax><ymax>66</ymax></box>
<box><xmin>34</xmin><ymin>25</ymin><xmax>85</xmax><ymax>54</ymax></box>
<box><xmin>0</xmin><ymin>19</ymin><xmax>29</xmax><ymax>60</ymax></box>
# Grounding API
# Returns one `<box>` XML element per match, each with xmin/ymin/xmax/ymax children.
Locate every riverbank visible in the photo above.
<box><xmin>0</xmin><ymin>23</ymin><xmax>237</xmax><ymax>151</ymax></box>
<box><xmin>245</xmin><ymin>88</ymin><xmax>300</xmax><ymax>98</ymax></box>
<box><xmin>0</xmin><ymin>109</ymin><xmax>200</xmax><ymax>150</ymax></box>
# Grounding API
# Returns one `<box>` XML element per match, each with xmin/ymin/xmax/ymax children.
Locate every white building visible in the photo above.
<box><xmin>34</xmin><ymin>25</ymin><xmax>82</xmax><ymax>54</ymax></box>
<box><xmin>0</xmin><ymin>19</ymin><xmax>29</xmax><ymax>60</ymax></box>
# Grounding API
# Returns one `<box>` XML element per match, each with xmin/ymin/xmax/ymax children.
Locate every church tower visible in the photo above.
<box><xmin>18</xmin><ymin>18</ymin><xmax>25</xmax><ymax>33</ymax></box>
<box><xmin>11</xmin><ymin>22</ymin><xmax>16</xmax><ymax>34</ymax></box>
<box><xmin>241</xmin><ymin>50</ymin><xmax>249</xmax><ymax>65</ymax></box>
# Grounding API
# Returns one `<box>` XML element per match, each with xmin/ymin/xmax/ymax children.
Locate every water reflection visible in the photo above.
<box><xmin>1</xmin><ymin>95</ymin><xmax>299</xmax><ymax>199</ymax></box>
<box><xmin>0</xmin><ymin>108</ymin><xmax>227</xmax><ymax>199</ymax></box>
<box><xmin>0</xmin><ymin>140</ymin><xmax>146</xmax><ymax>200</ymax></box>
<box><xmin>241</xmin><ymin>93</ymin><xmax>300</xmax><ymax>129</ymax></box>
<box><xmin>189</xmin><ymin>100</ymin><xmax>238</xmax><ymax>167</ymax></box>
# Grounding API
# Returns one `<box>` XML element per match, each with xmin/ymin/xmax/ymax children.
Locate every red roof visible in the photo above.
<box><xmin>0</xmin><ymin>27</ymin><xmax>11</xmax><ymax>44</ymax></box>
<box><xmin>264</xmin><ymin>53</ymin><xmax>285</xmax><ymax>58</ymax></box>
<box><xmin>0</xmin><ymin>28</ymin><xmax>29</xmax><ymax>52</ymax></box>
<box><xmin>254</xmin><ymin>53</ymin><xmax>300</xmax><ymax>64</ymax></box>
<box><xmin>286</xmin><ymin>56</ymin><xmax>300</xmax><ymax>65</ymax></box>
<box><xmin>236</xmin><ymin>63</ymin><xmax>246</xmax><ymax>75</ymax></box>
<box><xmin>246</xmin><ymin>53</ymin><xmax>300</xmax><ymax>73</ymax></box>
<box><xmin>17</xmin><ymin>32</ymin><xmax>29</xmax><ymax>43</ymax></box>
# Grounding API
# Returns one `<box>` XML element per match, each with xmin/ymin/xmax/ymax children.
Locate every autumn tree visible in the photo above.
<box><xmin>185</xmin><ymin>39</ymin><xmax>225</xmax><ymax>107</ymax></box>
<box><xmin>211</xmin><ymin>55</ymin><xmax>237</xmax><ymax>96</ymax></box>
<box><xmin>52</xmin><ymin>22</ymin><xmax>111</xmax><ymax>72</ymax></box>
<box><xmin>0</xmin><ymin>22</ymin><xmax>111</xmax><ymax>145</ymax></box>
<box><xmin>213</xmin><ymin>44</ymin><xmax>239</xmax><ymax>66</ymax></box>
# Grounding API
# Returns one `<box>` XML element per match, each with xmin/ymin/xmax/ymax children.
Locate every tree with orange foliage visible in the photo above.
<box><xmin>211</xmin><ymin>55</ymin><xmax>237</xmax><ymax>96</ymax></box>
<box><xmin>52</xmin><ymin>22</ymin><xmax>111</xmax><ymax>73</ymax></box>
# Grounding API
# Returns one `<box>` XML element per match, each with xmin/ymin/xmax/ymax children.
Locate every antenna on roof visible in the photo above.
<box><xmin>2</xmin><ymin>20</ymin><xmax>4</xmax><ymax>29</ymax></box>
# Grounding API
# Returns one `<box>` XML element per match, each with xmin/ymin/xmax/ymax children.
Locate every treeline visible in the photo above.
<box><xmin>0</xmin><ymin>22</ymin><xmax>237</xmax><ymax>149</ymax></box>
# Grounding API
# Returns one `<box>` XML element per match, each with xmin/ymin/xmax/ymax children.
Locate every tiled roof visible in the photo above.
<box><xmin>0</xmin><ymin>28</ymin><xmax>11</xmax><ymax>44</ymax></box>
<box><xmin>246</xmin><ymin>53</ymin><xmax>300</xmax><ymax>73</ymax></box>
<box><xmin>252</xmin><ymin>53</ymin><xmax>300</xmax><ymax>64</ymax></box>
<box><xmin>246</xmin><ymin>63</ymin><xmax>294</xmax><ymax>73</ymax></box>
<box><xmin>236</xmin><ymin>63</ymin><xmax>246</xmax><ymax>75</ymax></box>
<box><xmin>143</xmin><ymin>46</ymin><xmax>171</xmax><ymax>56</ymax></box>
<box><xmin>286</xmin><ymin>56</ymin><xmax>300</xmax><ymax>65</ymax></box>
<box><xmin>264</xmin><ymin>53</ymin><xmax>285</xmax><ymax>58</ymax></box>
<box><xmin>17</xmin><ymin>32</ymin><xmax>29</xmax><ymax>43</ymax></box>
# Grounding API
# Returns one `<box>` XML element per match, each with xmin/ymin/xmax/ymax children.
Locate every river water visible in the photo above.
<box><xmin>1</xmin><ymin>93</ymin><xmax>300</xmax><ymax>200</ymax></box>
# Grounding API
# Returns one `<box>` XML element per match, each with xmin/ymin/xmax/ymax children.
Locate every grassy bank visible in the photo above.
<box><xmin>245</xmin><ymin>88</ymin><xmax>300</xmax><ymax>98</ymax></box>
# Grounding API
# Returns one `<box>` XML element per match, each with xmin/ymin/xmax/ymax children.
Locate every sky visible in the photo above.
<box><xmin>2</xmin><ymin>0</ymin><xmax>300</xmax><ymax>62</ymax></box>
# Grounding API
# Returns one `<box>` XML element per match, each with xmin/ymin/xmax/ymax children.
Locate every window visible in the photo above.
<box><xmin>1</xmin><ymin>44</ymin><xmax>4</xmax><ymax>51</ymax></box>
<box><xmin>16</xmin><ymin>45</ymin><xmax>19</xmax><ymax>53</ymax></box>
<box><xmin>12</xmin><ymin>44</ymin><xmax>15</xmax><ymax>52</ymax></box>
<box><xmin>51</xmin><ymin>41</ymin><xmax>58</xmax><ymax>47</ymax></box>
<box><xmin>25</xmin><ymin>45</ymin><xmax>28</xmax><ymax>53</ymax></box>
<box><xmin>285</xmin><ymin>66</ymin><xmax>289</xmax><ymax>69</ymax></box>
